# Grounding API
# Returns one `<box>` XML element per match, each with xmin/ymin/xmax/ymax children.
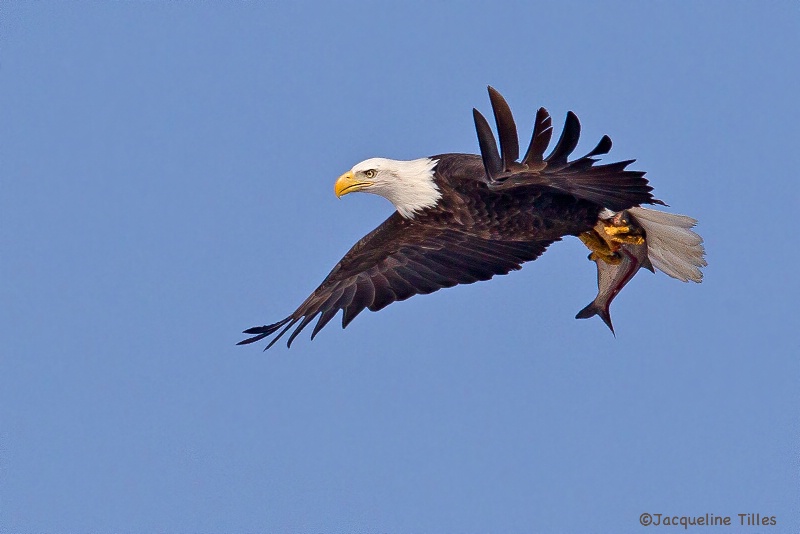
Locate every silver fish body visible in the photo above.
<box><xmin>576</xmin><ymin>211</ymin><xmax>653</xmax><ymax>334</ymax></box>
<box><xmin>575</xmin><ymin>242</ymin><xmax>652</xmax><ymax>333</ymax></box>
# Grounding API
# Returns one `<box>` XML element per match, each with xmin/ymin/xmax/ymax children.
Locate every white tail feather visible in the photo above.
<box><xmin>628</xmin><ymin>207</ymin><xmax>706</xmax><ymax>283</ymax></box>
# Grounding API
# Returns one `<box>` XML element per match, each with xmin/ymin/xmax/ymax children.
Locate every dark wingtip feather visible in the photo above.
<box><xmin>545</xmin><ymin>111</ymin><xmax>581</xmax><ymax>165</ymax></box>
<box><xmin>238</xmin><ymin>317</ymin><xmax>294</xmax><ymax>348</ymax></box>
<box><xmin>487</xmin><ymin>86</ymin><xmax>519</xmax><ymax>168</ymax></box>
<box><xmin>585</xmin><ymin>135</ymin><xmax>613</xmax><ymax>158</ymax></box>
<box><xmin>310</xmin><ymin>309</ymin><xmax>337</xmax><ymax>340</ymax></box>
<box><xmin>236</xmin><ymin>333</ymin><xmax>269</xmax><ymax>346</ymax></box>
<box><xmin>522</xmin><ymin>107</ymin><xmax>553</xmax><ymax>166</ymax></box>
<box><xmin>242</xmin><ymin>319</ymin><xmax>290</xmax><ymax>336</ymax></box>
<box><xmin>266</xmin><ymin>318</ymin><xmax>298</xmax><ymax>350</ymax></box>
<box><xmin>473</xmin><ymin>108</ymin><xmax>502</xmax><ymax>180</ymax></box>
<box><xmin>286</xmin><ymin>314</ymin><xmax>317</xmax><ymax>348</ymax></box>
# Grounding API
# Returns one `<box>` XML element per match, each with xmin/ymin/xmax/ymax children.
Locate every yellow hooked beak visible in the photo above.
<box><xmin>334</xmin><ymin>171</ymin><xmax>374</xmax><ymax>198</ymax></box>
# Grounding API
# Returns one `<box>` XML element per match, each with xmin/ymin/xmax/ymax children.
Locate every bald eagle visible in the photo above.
<box><xmin>240</xmin><ymin>87</ymin><xmax>703</xmax><ymax>349</ymax></box>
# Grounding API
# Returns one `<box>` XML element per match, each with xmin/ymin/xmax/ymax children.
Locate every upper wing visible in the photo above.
<box><xmin>473</xmin><ymin>86</ymin><xmax>665</xmax><ymax>211</ymax></box>
<box><xmin>239</xmin><ymin>213</ymin><xmax>553</xmax><ymax>349</ymax></box>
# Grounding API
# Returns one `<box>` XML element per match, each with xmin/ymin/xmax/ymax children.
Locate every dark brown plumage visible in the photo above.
<box><xmin>239</xmin><ymin>87</ymin><xmax>662</xmax><ymax>348</ymax></box>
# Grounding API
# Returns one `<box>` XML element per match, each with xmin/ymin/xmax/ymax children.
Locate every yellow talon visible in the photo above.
<box><xmin>599</xmin><ymin>214</ymin><xmax>646</xmax><ymax>245</ymax></box>
<box><xmin>612</xmin><ymin>233</ymin><xmax>646</xmax><ymax>245</ymax></box>
<box><xmin>603</xmin><ymin>224</ymin><xmax>631</xmax><ymax>236</ymax></box>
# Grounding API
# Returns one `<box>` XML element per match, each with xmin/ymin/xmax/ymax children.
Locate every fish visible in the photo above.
<box><xmin>576</xmin><ymin>211</ymin><xmax>654</xmax><ymax>334</ymax></box>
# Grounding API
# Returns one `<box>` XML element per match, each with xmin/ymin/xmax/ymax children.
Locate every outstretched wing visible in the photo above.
<box><xmin>473</xmin><ymin>86</ymin><xmax>665</xmax><ymax>211</ymax></box>
<box><xmin>239</xmin><ymin>212</ymin><xmax>553</xmax><ymax>349</ymax></box>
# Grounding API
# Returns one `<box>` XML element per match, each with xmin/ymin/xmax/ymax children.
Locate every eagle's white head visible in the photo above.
<box><xmin>334</xmin><ymin>157</ymin><xmax>441</xmax><ymax>219</ymax></box>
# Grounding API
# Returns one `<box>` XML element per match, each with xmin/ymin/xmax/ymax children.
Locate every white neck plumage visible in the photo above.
<box><xmin>351</xmin><ymin>157</ymin><xmax>441</xmax><ymax>219</ymax></box>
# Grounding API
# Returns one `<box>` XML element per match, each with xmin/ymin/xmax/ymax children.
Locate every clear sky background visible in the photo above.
<box><xmin>1</xmin><ymin>2</ymin><xmax>798</xmax><ymax>533</ymax></box>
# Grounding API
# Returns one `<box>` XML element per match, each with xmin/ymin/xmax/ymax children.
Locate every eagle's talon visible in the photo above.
<box><xmin>613</xmin><ymin>234</ymin><xmax>646</xmax><ymax>245</ymax></box>
<box><xmin>603</xmin><ymin>224</ymin><xmax>632</xmax><ymax>236</ymax></box>
<box><xmin>598</xmin><ymin>214</ymin><xmax>646</xmax><ymax>246</ymax></box>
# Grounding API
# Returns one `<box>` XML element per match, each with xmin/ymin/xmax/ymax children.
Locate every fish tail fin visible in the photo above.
<box><xmin>575</xmin><ymin>302</ymin><xmax>615</xmax><ymax>335</ymax></box>
<box><xmin>628</xmin><ymin>207</ymin><xmax>707</xmax><ymax>282</ymax></box>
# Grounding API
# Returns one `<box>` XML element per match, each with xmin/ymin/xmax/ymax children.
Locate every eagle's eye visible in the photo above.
<box><xmin>364</xmin><ymin>169</ymin><xmax>377</xmax><ymax>179</ymax></box>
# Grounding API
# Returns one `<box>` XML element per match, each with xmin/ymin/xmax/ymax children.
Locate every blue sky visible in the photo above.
<box><xmin>1</xmin><ymin>2</ymin><xmax>798</xmax><ymax>532</ymax></box>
